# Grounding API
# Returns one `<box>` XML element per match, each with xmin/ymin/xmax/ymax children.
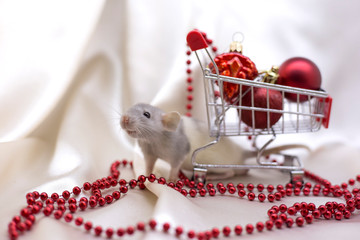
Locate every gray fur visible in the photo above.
<box><xmin>120</xmin><ymin>103</ymin><xmax>190</xmax><ymax>181</ymax></box>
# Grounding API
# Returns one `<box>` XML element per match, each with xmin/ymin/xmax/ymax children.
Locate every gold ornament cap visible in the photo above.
<box><xmin>230</xmin><ymin>32</ymin><xmax>244</xmax><ymax>53</ymax></box>
<box><xmin>230</xmin><ymin>41</ymin><xmax>243</xmax><ymax>53</ymax></box>
<box><xmin>263</xmin><ymin>66</ymin><xmax>279</xmax><ymax>84</ymax></box>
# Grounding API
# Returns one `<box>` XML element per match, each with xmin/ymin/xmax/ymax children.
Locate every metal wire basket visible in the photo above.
<box><xmin>186</xmin><ymin>30</ymin><xmax>332</xmax><ymax>183</ymax></box>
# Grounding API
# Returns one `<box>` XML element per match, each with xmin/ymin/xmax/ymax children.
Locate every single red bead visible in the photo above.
<box><xmin>175</xmin><ymin>226</ymin><xmax>183</xmax><ymax>236</ymax></box>
<box><xmin>209</xmin><ymin>188</ymin><xmax>216</xmax><ymax>196</ymax></box>
<box><xmin>12</xmin><ymin>216</ymin><xmax>21</xmax><ymax>224</ymax></box>
<box><xmin>64</xmin><ymin>213</ymin><xmax>73</xmax><ymax>222</ymax></box>
<box><xmin>62</xmin><ymin>190</ymin><xmax>70</xmax><ymax>200</ymax></box>
<box><xmin>246</xmin><ymin>224</ymin><xmax>254</xmax><ymax>234</ymax></box>
<box><xmin>274</xmin><ymin>219</ymin><xmax>283</xmax><ymax>229</ymax></box>
<box><xmin>40</xmin><ymin>192</ymin><xmax>48</xmax><ymax>201</ymax></box>
<box><xmin>72</xmin><ymin>187</ymin><xmax>81</xmax><ymax>195</ymax></box>
<box><xmin>51</xmin><ymin>193</ymin><xmax>59</xmax><ymax>201</ymax></box>
<box><xmin>148</xmin><ymin>174</ymin><xmax>156</xmax><ymax>182</ymax></box>
<box><xmin>54</xmin><ymin>210</ymin><xmax>63</xmax><ymax>219</ymax></box>
<box><xmin>75</xmin><ymin>217</ymin><xmax>83</xmax><ymax>226</ymax></box>
<box><xmin>83</xmin><ymin>182</ymin><xmax>91</xmax><ymax>191</ymax></box>
<box><xmin>162</xmin><ymin>222</ymin><xmax>170</xmax><ymax>232</ymax></box>
<box><xmin>189</xmin><ymin>189</ymin><xmax>197</xmax><ymax>197</ymax></box>
<box><xmin>105</xmin><ymin>195</ymin><xmax>113</xmax><ymax>204</ymax></box>
<box><xmin>68</xmin><ymin>198</ymin><xmax>77</xmax><ymax>204</ymax></box>
<box><xmin>323</xmin><ymin>211</ymin><xmax>332</xmax><ymax>219</ymax></box>
<box><xmin>186</xmin><ymin>50</ymin><xmax>191</xmax><ymax>56</ymax></box>
<box><xmin>267</xmin><ymin>185</ymin><xmax>274</xmax><ymax>193</ymax></box>
<box><xmin>126</xmin><ymin>226</ymin><xmax>134</xmax><ymax>235</ymax></box>
<box><xmin>237</xmin><ymin>183</ymin><xmax>245</xmax><ymax>190</ymax></box>
<box><xmin>98</xmin><ymin>197</ymin><xmax>106</xmax><ymax>206</ymax></box>
<box><xmin>43</xmin><ymin>207</ymin><xmax>52</xmax><ymax>216</ymax></box>
<box><xmin>199</xmin><ymin>189</ymin><xmax>206</xmax><ymax>197</ymax></box>
<box><xmin>149</xmin><ymin>219</ymin><xmax>157</xmax><ymax>230</ymax></box>
<box><xmin>258</xmin><ymin>193</ymin><xmax>266</xmax><ymax>202</ymax></box>
<box><xmin>265</xmin><ymin>220</ymin><xmax>273</xmax><ymax>230</ymax></box>
<box><xmin>187</xmin><ymin>230</ymin><xmax>195</xmax><ymax>238</ymax></box>
<box><xmin>212</xmin><ymin>228</ymin><xmax>220</xmax><ymax>238</ymax></box>
<box><xmin>286</xmin><ymin>188</ymin><xmax>293</xmax><ymax>196</ymax></box>
<box><xmin>234</xmin><ymin>225</ymin><xmax>242</xmax><ymax>235</ymax></box>
<box><xmin>69</xmin><ymin>203</ymin><xmax>77</xmax><ymax>213</ymax></box>
<box><xmin>228</xmin><ymin>186</ymin><xmax>236</xmax><ymax>194</ymax></box>
<box><xmin>89</xmin><ymin>199</ymin><xmax>97</xmax><ymax>208</ymax></box>
<box><xmin>21</xmin><ymin>208</ymin><xmax>30</xmax><ymax>218</ymax></box>
<box><xmin>112</xmin><ymin>191</ymin><xmax>121</xmax><ymax>200</ymax></box>
<box><xmin>348</xmin><ymin>178</ymin><xmax>355</xmax><ymax>186</ymax></box>
<box><xmin>238</xmin><ymin>189</ymin><xmax>246</xmax><ymax>197</ymax></box>
<box><xmin>137</xmin><ymin>222</ymin><xmax>145</xmax><ymax>231</ymax></box>
<box><xmin>120</xmin><ymin>186</ymin><xmax>128</xmax><ymax>193</ymax></box>
<box><xmin>279</xmin><ymin>213</ymin><xmax>287</xmax><ymax>221</ymax></box>
<box><xmin>286</xmin><ymin>218</ymin><xmax>294</xmax><ymax>228</ymax></box>
<box><xmin>256</xmin><ymin>222</ymin><xmax>264</xmax><ymax>232</ymax></box>
<box><xmin>343</xmin><ymin>210</ymin><xmax>351</xmax><ymax>219</ymax></box>
<box><xmin>257</xmin><ymin>184</ymin><xmax>264</xmax><ymax>192</ymax></box>
<box><xmin>105</xmin><ymin>228</ymin><xmax>114</xmax><ymax>238</ymax></box>
<box><xmin>197</xmin><ymin>232</ymin><xmax>205</xmax><ymax>240</ymax></box>
<box><xmin>305</xmin><ymin>214</ymin><xmax>313</xmax><ymax>224</ymax></box>
<box><xmin>335</xmin><ymin>211</ymin><xmax>343</xmax><ymax>220</ymax></box>
<box><xmin>267</xmin><ymin>194</ymin><xmax>275</xmax><ymax>202</ymax></box>
<box><xmin>94</xmin><ymin>226</ymin><xmax>102</xmax><ymax>236</ymax></box>
<box><xmin>247</xmin><ymin>183</ymin><xmax>254</xmax><ymax>191</ymax></box>
<box><xmin>117</xmin><ymin>228</ymin><xmax>125</xmax><ymax>236</ymax></box>
<box><xmin>275</xmin><ymin>192</ymin><xmax>282</xmax><ymax>200</ymax></box>
<box><xmin>56</xmin><ymin>198</ymin><xmax>65</xmax><ymax>206</ymax></box>
<box><xmin>247</xmin><ymin>192</ymin><xmax>255</xmax><ymax>201</ymax></box>
<box><xmin>296</xmin><ymin>217</ymin><xmax>304</xmax><ymax>226</ymax></box>
<box><xmin>287</xmin><ymin>207</ymin><xmax>296</xmax><ymax>215</ymax></box>
<box><xmin>84</xmin><ymin>221</ymin><xmax>93</xmax><ymax>231</ymax></box>
<box><xmin>222</xmin><ymin>226</ymin><xmax>231</xmax><ymax>236</ymax></box>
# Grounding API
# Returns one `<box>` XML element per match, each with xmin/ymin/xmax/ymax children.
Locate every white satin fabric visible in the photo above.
<box><xmin>1</xmin><ymin>0</ymin><xmax>360</xmax><ymax>239</ymax></box>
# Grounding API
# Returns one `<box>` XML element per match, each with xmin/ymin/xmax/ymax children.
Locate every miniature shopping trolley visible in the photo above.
<box><xmin>186</xmin><ymin>30</ymin><xmax>332</xmax><ymax>183</ymax></box>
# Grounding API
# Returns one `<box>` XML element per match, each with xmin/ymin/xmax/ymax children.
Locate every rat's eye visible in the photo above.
<box><xmin>143</xmin><ymin>112</ymin><xmax>151</xmax><ymax>119</ymax></box>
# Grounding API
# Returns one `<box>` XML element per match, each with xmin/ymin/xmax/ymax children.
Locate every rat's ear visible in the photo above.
<box><xmin>161</xmin><ymin>111</ymin><xmax>181</xmax><ymax>132</ymax></box>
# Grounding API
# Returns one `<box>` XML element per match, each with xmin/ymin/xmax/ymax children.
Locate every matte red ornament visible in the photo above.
<box><xmin>209</xmin><ymin>52</ymin><xmax>258</xmax><ymax>104</ymax></box>
<box><xmin>240</xmin><ymin>88</ymin><xmax>283</xmax><ymax>129</ymax></box>
<box><xmin>277</xmin><ymin>57</ymin><xmax>321</xmax><ymax>102</ymax></box>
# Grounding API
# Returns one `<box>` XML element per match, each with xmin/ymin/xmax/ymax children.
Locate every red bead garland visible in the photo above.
<box><xmin>185</xmin><ymin>31</ymin><xmax>217</xmax><ymax>117</ymax></box>
<box><xmin>7</xmin><ymin>159</ymin><xmax>360</xmax><ymax>240</ymax></box>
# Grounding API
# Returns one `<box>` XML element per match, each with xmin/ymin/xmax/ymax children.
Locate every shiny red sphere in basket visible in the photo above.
<box><xmin>277</xmin><ymin>57</ymin><xmax>322</xmax><ymax>102</ymax></box>
<box><xmin>240</xmin><ymin>88</ymin><xmax>283</xmax><ymax>129</ymax></box>
<box><xmin>209</xmin><ymin>52</ymin><xmax>258</xmax><ymax>104</ymax></box>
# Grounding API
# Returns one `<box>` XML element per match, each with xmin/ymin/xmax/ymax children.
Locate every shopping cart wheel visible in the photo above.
<box><xmin>290</xmin><ymin>170</ymin><xmax>305</xmax><ymax>186</ymax></box>
<box><xmin>192</xmin><ymin>167</ymin><xmax>208</xmax><ymax>183</ymax></box>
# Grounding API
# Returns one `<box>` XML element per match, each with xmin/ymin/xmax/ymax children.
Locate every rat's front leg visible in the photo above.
<box><xmin>144</xmin><ymin>155</ymin><xmax>157</xmax><ymax>176</ymax></box>
<box><xmin>168</xmin><ymin>157</ymin><xmax>186</xmax><ymax>182</ymax></box>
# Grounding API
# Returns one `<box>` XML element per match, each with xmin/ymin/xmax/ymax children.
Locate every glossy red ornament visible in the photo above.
<box><xmin>277</xmin><ymin>57</ymin><xmax>322</xmax><ymax>102</ymax></box>
<box><xmin>240</xmin><ymin>88</ymin><xmax>283</xmax><ymax>129</ymax></box>
<box><xmin>209</xmin><ymin>52</ymin><xmax>258</xmax><ymax>104</ymax></box>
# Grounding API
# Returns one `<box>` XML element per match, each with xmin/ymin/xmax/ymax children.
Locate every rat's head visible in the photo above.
<box><xmin>120</xmin><ymin>103</ymin><xmax>181</xmax><ymax>140</ymax></box>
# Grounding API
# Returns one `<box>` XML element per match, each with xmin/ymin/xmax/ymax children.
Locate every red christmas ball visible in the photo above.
<box><xmin>209</xmin><ymin>52</ymin><xmax>258</xmax><ymax>104</ymax></box>
<box><xmin>240</xmin><ymin>88</ymin><xmax>283</xmax><ymax>129</ymax></box>
<box><xmin>277</xmin><ymin>57</ymin><xmax>321</xmax><ymax>102</ymax></box>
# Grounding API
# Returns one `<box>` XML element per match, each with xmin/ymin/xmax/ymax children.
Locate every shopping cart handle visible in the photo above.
<box><xmin>187</xmin><ymin>30</ymin><xmax>208</xmax><ymax>51</ymax></box>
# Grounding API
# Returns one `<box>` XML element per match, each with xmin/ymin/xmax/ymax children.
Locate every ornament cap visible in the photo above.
<box><xmin>230</xmin><ymin>41</ymin><xmax>243</xmax><ymax>53</ymax></box>
<box><xmin>263</xmin><ymin>66</ymin><xmax>279</xmax><ymax>84</ymax></box>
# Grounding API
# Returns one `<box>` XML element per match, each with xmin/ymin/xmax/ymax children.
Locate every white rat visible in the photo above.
<box><xmin>120</xmin><ymin>103</ymin><xmax>309</xmax><ymax>181</ymax></box>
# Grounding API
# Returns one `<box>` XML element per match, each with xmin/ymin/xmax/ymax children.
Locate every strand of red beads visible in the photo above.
<box><xmin>185</xmin><ymin>31</ymin><xmax>217</xmax><ymax>117</ymax></box>
<box><xmin>8</xmin><ymin>159</ymin><xmax>360</xmax><ymax>240</ymax></box>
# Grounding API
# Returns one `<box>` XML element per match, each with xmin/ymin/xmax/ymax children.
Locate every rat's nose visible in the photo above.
<box><xmin>121</xmin><ymin>115</ymin><xmax>130</xmax><ymax>127</ymax></box>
